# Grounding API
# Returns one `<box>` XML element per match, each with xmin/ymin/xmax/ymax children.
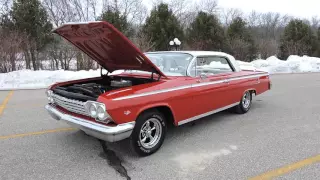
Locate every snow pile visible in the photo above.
<box><xmin>236</xmin><ymin>61</ymin><xmax>257</xmax><ymax>71</ymax></box>
<box><xmin>237</xmin><ymin>55</ymin><xmax>320</xmax><ymax>73</ymax></box>
<box><xmin>0</xmin><ymin>69</ymin><xmax>123</xmax><ymax>90</ymax></box>
<box><xmin>0</xmin><ymin>69</ymin><xmax>100</xmax><ymax>90</ymax></box>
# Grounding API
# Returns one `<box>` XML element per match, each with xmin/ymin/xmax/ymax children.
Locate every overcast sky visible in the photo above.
<box><xmin>143</xmin><ymin>0</ymin><xmax>319</xmax><ymax>19</ymax></box>
<box><xmin>217</xmin><ymin>0</ymin><xmax>319</xmax><ymax>19</ymax></box>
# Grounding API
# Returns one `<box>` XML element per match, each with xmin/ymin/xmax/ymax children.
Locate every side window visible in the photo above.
<box><xmin>193</xmin><ymin>56</ymin><xmax>234</xmax><ymax>77</ymax></box>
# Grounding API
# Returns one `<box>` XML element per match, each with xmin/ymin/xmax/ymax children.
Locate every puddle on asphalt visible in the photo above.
<box><xmin>99</xmin><ymin>140</ymin><xmax>131</xmax><ymax>180</ymax></box>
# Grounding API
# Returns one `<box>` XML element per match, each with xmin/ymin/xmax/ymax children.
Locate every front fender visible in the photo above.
<box><xmin>106</xmin><ymin>102</ymin><xmax>176</xmax><ymax>125</ymax></box>
<box><xmin>136</xmin><ymin>103</ymin><xmax>176</xmax><ymax>123</ymax></box>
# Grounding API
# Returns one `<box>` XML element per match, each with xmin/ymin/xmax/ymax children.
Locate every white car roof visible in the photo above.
<box><xmin>145</xmin><ymin>51</ymin><xmax>241</xmax><ymax>72</ymax></box>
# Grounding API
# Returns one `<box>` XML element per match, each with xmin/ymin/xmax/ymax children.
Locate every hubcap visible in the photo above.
<box><xmin>242</xmin><ymin>92</ymin><xmax>251</xmax><ymax>109</ymax></box>
<box><xmin>139</xmin><ymin>118</ymin><xmax>162</xmax><ymax>149</ymax></box>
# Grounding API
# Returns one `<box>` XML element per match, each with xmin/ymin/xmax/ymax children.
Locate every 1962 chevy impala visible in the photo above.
<box><xmin>45</xmin><ymin>21</ymin><xmax>271</xmax><ymax>156</ymax></box>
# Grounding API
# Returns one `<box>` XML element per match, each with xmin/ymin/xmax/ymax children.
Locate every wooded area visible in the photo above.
<box><xmin>0</xmin><ymin>0</ymin><xmax>319</xmax><ymax>73</ymax></box>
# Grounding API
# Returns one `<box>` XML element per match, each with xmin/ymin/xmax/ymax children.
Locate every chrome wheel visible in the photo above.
<box><xmin>242</xmin><ymin>91</ymin><xmax>251</xmax><ymax>109</ymax></box>
<box><xmin>139</xmin><ymin>118</ymin><xmax>162</xmax><ymax>149</ymax></box>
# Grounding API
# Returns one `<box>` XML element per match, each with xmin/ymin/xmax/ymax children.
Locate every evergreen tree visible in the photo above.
<box><xmin>143</xmin><ymin>3</ymin><xmax>184</xmax><ymax>51</ymax></box>
<box><xmin>279</xmin><ymin>19</ymin><xmax>316</xmax><ymax>59</ymax></box>
<box><xmin>186</xmin><ymin>11</ymin><xmax>226</xmax><ymax>51</ymax></box>
<box><xmin>9</xmin><ymin>0</ymin><xmax>53</xmax><ymax>70</ymax></box>
<box><xmin>315</xmin><ymin>27</ymin><xmax>320</xmax><ymax>57</ymax></box>
<box><xmin>227</xmin><ymin>17</ymin><xmax>257</xmax><ymax>62</ymax></box>
<box><xmin>99</xmin><ymin>8</ymin><xmax>133</xmax><ymax>37</ymax></box>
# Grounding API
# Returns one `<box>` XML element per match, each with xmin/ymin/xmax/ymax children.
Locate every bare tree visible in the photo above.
<box><xmin>102</xmin><ymin>0</ymin><xmax>148</xmax><ymax>25</ymax></box>
<box><xmin>43</xmin><ymin>0</ymin><xmax>99</xmax><ymax>24</ymax></box>
<box><xmin>0</xmin><ymin>30</ymin><xmax>24</xmax><ymax>73</ymax></box>
<box><xmin>246</xmin><ymin>11</ymin><xmax>292</xmax><ymax>58</ymax></box>
<box><xmin>43</xmin><ymin>0</ymin><xmax>78</xmax><ymax>27</ymax></box>
<box><xmin>0</xmin><ymin>0</ymin><xmax>12</xmax><ymax>15</ymax></box>
<box><xmin>220</xmin><ymin>8</ymin><xmax>244</xmax><ymax>26</ymax></box>
<box><xmin>131</xmin><ymin>32</ymin><xmax>155</xmax><ymax>52</ymax></box>
<box><xmin>45</xmin><ymin>40</ymin><xmax>78</xmax><ymax>70</ymax></box>
<box><xmin>196</xmin><ymin>0</ymin><xmax>218</xmax><ymax>15</ymax></box>
<box><xmin>228</xmin><ymin>38</ymin><xmax>251</xmax><ymax>61</ymax></box>
<box><xmin>247</xmin><ymin>11</ymin><xmax>261</xmax><ymax>27</ymax></box>
<box><xmin>283</xmin><ymin>41</ymin><xmax>311</xmax><ymax>56</ymax></box>
<box><xmin>311</xmin><ymin>16</ymin><xmax>319</xmax><ymax>31</ymax></box>
<box><xmin>70</xmin><ymin>0</ymin><xmax>98</xmax><ymax>21</ymax></box>
<box><xmin>43</xmin><ymin>0</ymin><xmax>100</xmax><ymax>71</ymax></box>
<box><xmin>257</xmin><ymin>39</ymin><xmax>278</xmax><ymax>59</ymax></box>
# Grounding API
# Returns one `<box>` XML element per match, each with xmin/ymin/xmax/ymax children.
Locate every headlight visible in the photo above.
<box><xmin>89</xmin><ymin>104</ymin><xmax>98</xmax><ymax>118</ymax></box>
<box><xmin>85</xmin><ymin>101</ymin><xmax>112</xmax><ymax>123</ymax></box>
<box><xmin>46</xmin><ymin>90</ymin><xmax>54</xmax><ymax>103</ymax></box>
<box><xmin>46</xmin><ymin>90</ymin><xmax>53</xmax><ymax>97</ymax></box>
<box><xmin>97</xmin><ymin>106</ymin><xmax>106</xmax><ymax>120</ymax></box>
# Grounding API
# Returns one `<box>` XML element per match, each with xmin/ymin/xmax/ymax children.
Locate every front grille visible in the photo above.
<box><xmin>52</xmin><ymin>93</ymin><xmax>88</xmax><ymax>116</ymax></box>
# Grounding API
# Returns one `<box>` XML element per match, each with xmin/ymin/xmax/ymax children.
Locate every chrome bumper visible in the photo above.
<box><xmin>45</xmin><ymin>104</ymin><xmax>135</xmax><ymax>142</ymax></box>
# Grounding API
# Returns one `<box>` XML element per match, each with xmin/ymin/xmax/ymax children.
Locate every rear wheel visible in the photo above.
<box><xmin>234</xmin><ymin>91</ymin><xmax>252</xmax><ymax>114</ymax></box>
<box><xmin>130</xmin><ymin>110</ymin><xmax>167</xmax><ymax>156</ymax></box>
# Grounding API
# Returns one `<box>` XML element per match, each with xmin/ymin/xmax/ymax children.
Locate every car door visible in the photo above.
<box><xmin>190</xmin><ymin>56</ymin><xmax>234</xmax><ymax>116</ymax></box>
<box><xmin>205</xmin><ymin>56</ymin><xmax>239</xmax><ymax>106</ymax></box>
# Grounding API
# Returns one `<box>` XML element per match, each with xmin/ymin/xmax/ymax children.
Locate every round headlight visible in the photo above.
<box><xmin>89</xmin><ymin>104</ymin><xmax>98</xmax><ymax>118</ymax></box>
<box><xmin>48</xmin><ymin>96</ymin><xmax>54</xmax><ymax>103</ymax></box>
<box><xmin>97</xmin><ymin>106</ymin><xmax>106</xmax><ymax>120</ymax></box>
<box><xmin>46</xmin><ymin>90</ymin><xmax>53</xmax><ymax>97</ymax></box>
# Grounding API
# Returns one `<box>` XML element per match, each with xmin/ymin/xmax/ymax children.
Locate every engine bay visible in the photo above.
<box><xmin>52</xmin><ymin>75</ymin><xmax>154</xmax><ymax>101</ymax></box>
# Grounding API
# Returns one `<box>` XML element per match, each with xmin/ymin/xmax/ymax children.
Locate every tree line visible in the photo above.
<box><xmin>0</xmin><ymin>0</ymin><xmax>320</xmax><ymax>73</ymax></box>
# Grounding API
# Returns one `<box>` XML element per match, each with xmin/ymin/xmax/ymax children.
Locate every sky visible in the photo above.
<box><xmin>143</xmin><ymin>0</ymin><xmax>319</xmax><ymax>20</ymax></box>
<box><xmin>217</xmin><ymin>0</ymin><xmax>319</xmax><ymax>19</ymax></box>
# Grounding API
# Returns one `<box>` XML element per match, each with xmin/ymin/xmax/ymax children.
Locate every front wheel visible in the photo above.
<box><xmin>234</xmin><ymin>91</ymin><xmax>252</xmax><ymax>114</ymax></box>
<box><xmin>130</xmin><ymin>110</ymin><xmax>167</xmax><ymax>156</ymax></box>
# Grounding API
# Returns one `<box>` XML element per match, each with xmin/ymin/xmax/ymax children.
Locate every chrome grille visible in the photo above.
<box><xmin>52</xmin><ymin>93</ymin><xmax>88</xmax><ymax>116</ymax></box>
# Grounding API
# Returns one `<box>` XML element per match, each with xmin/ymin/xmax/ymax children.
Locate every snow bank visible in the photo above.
<box><xmin>0</xmin><ymin>69</ymin><xmax>123</xmax><ymax>90</ymax></box>
<box><xmin>1</xmin><ymin>55</ymin><xmax>320</xmax><ymax>90</ymax></box>
<box><xmin>237</xmin><ymin>55</ymin><xmax>320</xmax><ymax>73</ymax></box>
<box><xmin>0</xmin><ymin>69</ymin><xmax>100</xmax><ymax>90</ymax></box>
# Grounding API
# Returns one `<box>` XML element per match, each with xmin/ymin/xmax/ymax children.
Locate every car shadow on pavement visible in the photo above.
<box><xmin>104</xmin><ymin>109</ymin><xmax>240</xmax><ymax>157</ymax></box>
<box><xmin>66</xmin><ymin>102</ymin><xmax>265</xmax><ymax>159</ymax></box>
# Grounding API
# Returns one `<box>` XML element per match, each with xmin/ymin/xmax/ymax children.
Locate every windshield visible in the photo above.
<box><xmin>144</xmin><ymin>52</ymin><xmax>194</xmax><ymax>76</ymax></box>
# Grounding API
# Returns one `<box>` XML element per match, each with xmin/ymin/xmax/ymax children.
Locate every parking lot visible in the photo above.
<box><xmin>1</xmin><ymin>73</ymin><xmax>320</xmax><ymax>180</ymax></box>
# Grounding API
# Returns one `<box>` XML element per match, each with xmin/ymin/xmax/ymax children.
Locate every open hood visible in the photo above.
<box><xmin>52</xmin><ymin>21</ymin><xmax>166</xmax><ymax>78</ymax></box>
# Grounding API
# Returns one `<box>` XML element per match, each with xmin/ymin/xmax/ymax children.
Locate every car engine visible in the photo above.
<box><xmin>52</xmin><ymin>76</ymin><xmax>151</xmax><ymax>101</ymax></box>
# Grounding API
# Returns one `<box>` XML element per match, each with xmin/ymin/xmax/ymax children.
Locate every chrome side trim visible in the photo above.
<box><xmin>113</xmin><ymin>84</ymin><xmax>192</xmax><ymax>101</ymax></box>
<box><xmin>178</xmin><ymin>102</ymin><xmax>239</xmax><ymax>126</ymax></box>
<box><xmin>228</xmin><ymin>73</ymin><xmax>269</xmax><ymax>81</ymax></box>
<box><xmin>45</xmin><ymin>104</ymin><xmax>135</xmax><ymax>142</ymax></box>
<box><xmin>112</xmin><ymin>73</ymin><xmax>269</xmax><ymax>101</ymax></box>
<box><xmin>191</xmin><ymin>79</ymin><xmax>225</xmax><ymax>88</ymax></box>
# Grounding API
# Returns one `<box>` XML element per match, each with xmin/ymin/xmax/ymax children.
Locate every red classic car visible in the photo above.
<box><xmin>45</xmin><ymin>21</ymin><xmax>271</xmax><ymax>156</ymax></box>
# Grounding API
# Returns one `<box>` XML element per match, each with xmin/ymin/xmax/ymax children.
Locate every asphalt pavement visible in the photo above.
<box><xmin>1</xmin><ymin>73</ymin><xmax>320</xmax><ymax>180</ymax></box>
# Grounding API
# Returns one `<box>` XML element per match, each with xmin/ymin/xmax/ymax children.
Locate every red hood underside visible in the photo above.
<box><xmin>52</xmin><ymin>21</ymin><xmax>166</xmax><ymax>77</ymax></box>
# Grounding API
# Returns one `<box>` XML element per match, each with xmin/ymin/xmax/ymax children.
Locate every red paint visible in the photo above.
<box><xmin>51</xmin><ymin>70</ymin><xmax>270</xmax><ymax>126</ymax></box>
<box><xmin>53</xmin><ymin>21</ymin><xmax>166</xmax><ymax>77</ymax></box>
